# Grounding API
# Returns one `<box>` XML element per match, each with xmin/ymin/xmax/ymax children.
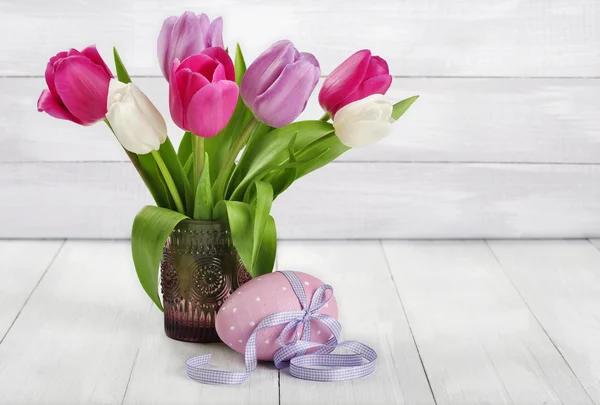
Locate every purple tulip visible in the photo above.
<box><xmin>37</xmin><ymin>45</ymin><xmax>113</xmax><ymax>125</ymax></box>
<box><xmin>241</xmin><ymin>40</ymin><xmax>321</xmax><ymax>128</ymax></box>
<box><xmin>169</xmin><ymin>47</ymin><xmax>238</xmax><ymax>138</ymax></box>
<box><xmin>158</xmin><ymin>12</ymin><xmax>224</xmax><ymax>81</ymax></box>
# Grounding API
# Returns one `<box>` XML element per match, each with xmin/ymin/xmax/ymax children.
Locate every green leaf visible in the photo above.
<box><xmin>214</xmin><ymin>183</ymin><xmax>277</xmax><ymax>278</ymax></box>
<box><xmin>138</xmin><ymin>153</ymin><xmax>175</xmax><ymax>210</ymax></box>
<box><xmin>193</xmin><ymin>153</ymin><xmax>213</xmax><ymax>221</ymax></box>
<box><xmin>158</xmin><ymin>138</ymin><xmax>194</xmax><ymax>217</ymax></box>
<box><xmin>392</xmin><ymin>95</ymin><xmax>419</xmax><ymax>120</ymax></box>
<box><xmin>215</xmin><ymin>200</ymin><xmax>254</xmax><ymax>274</ymax></box>
<box><xmin>294</xmin><ymin>134</ymin><xmax>349</xmax><ymax>179</ymax></box>
<box><xmin>234</xmin><ymin>43</ymin><xmax>246</xmax><ymax>85</ymax></box>
<box><xmin>182</xmin><ymin>153</ymin><xmax>195</xmax><ymax>186</ymax></box>
<box><xmin>131</xmin><ymin>206</ymin><xmax>188</xmax><ymax>310</ymax></box>
<box><xmin>254</xmin><ymin>215</ymin><xmax>277</xmax><ymax>276</ymax></box>
<box><xmin>113</xmin><ymin>47</ymin><xmax>132</xmax><ymax>84</ymax></box>
<box><xmin>178</xmin><ymin>131</ymin><xmax>193</xmax><ymax>165</ymax></box>
<box><xmin>231</xmin><ymin>121</ymin><xmax>334</xmax><ymax>200</ymax></box>
<box><xmin>251</xmin><ymin>181</ymin><xmax>273</xmax><ymax>270</ymax></box>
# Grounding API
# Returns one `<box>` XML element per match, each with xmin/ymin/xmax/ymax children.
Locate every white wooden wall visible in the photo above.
<box><xmin>2</xmin><ymin>0</ymin><xmax>600</xmax><ymax>239</ymax></box>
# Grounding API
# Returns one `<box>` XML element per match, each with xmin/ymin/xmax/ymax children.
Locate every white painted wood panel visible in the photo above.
<box><xmin>6</xmin><ymin>77</ymin><xmax>600</xmax><ymax>164</ymax></box>
<box><xmin>2</xmin><ymin>161</ymin><xmax>600</xmax><ymax>239</ymax></box>
<box><xmin>0</xmin><ymin>240</ymin><xmax>153</xmax><ymax>404</ymax></box>
<box><xmin>0</xmin><ymin>240</ymin><xmax>63</xmax><ymax>340</ymax></box>
<box><xmin>382</xmin><ymin>240</ymin><xmax>594</xmax><ymax>405</ymax></box>
<box><xmin>3</xmin><ymin>0</ymin><xmax>599</xmax><ymax>77</ymax></box>
<box><xmin>123</xmin><ymin>308</ymin><xmax>278</xmax><ymax>405</ymax></box>
<box><xmin>487</xmin><ymin>240</ymin><xmax>600</xmax><ymax>404</ymax></box>
<box><xmin>277</xmin><ymin>241</ymin><xmax>435</xmax><ymax>405</ymax></box>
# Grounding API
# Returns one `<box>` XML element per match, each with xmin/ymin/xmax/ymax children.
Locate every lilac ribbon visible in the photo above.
<box><xmin>185</xmin><ymin>271</ymin><xmax>377</xmax><ymax>384</ymax></box>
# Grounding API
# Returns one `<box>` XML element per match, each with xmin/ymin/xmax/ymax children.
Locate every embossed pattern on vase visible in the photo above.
<box><xmin>160</xmin><ymin>220</ymin><xmax>250</xmax><ymax>343</ymax></box>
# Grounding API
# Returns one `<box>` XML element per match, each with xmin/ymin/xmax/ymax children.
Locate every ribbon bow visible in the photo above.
<box><xmin>185</xmin><ymin>271</ymin><xmax>377</xmax><ymax>384</ymax></box>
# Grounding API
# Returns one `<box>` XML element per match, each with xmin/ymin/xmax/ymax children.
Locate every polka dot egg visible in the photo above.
<box><xmin>215</xmin><ymin>271</ymin><xmax>338</xmax><ymax>361</ymax></box>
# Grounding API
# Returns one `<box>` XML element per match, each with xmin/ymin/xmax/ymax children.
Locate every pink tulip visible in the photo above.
<box><xmin>319</xmin><ymin>50</ymin><xmax>392</xmax><ymax>116</ymax></box>
<box><xmin>241</xmin><ymin>40</ymin><xmax>321</xmax><ymax>128</ymax></box>
<box><xmin>37</xmin><ymin>46</ymin><xmax>113</xmax><ymax>125</ymax></box>
<box><xmin>158</xmin><ymin>12</ymin><xmax>224</xmax><ymax>81</ymax></box>
<box><xmin>169</xmin><ymin>47</ymin><xmax>238</xmax><ymax>138</ymax></box>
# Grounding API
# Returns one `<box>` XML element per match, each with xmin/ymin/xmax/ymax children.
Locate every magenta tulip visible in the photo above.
<box><xmin>37</xmin><ymin>46</ymin><xmax>113</xmax><ymax>125</ymax></box>
<box><xmin>241</xmin><ymin>40</ymin><xmax>320</xmax><ymax>128</ymax></box>
<box><xmin>158</xmin><ymin>12</ymin><xmax>224</xmax><ymax>81</ymax></box>
<box><xmin>169</xmin><ymin>47</ymin><xmax>238</xmax><ymax>138</ymax></box>
<box><xmin>319</xmin><ymin>50</ymin><xmax>392</xmax><ymax>116</ymax></box>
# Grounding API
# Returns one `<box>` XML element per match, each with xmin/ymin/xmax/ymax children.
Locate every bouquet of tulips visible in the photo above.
<box><xmin>37</xmin><ymin>12</ymin><xmax>417</xmax><ymax>309</ymax></box>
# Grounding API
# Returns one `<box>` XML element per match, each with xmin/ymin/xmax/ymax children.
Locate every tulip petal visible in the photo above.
<box><xmin>333</xmin><ymin>94</ymin><xmax>393</xmax><ymax>124</ymax></box>
<box><xmin>37</xmin><ymin>89</ymin><xmax>82</xmax><ymax>124</ymax></box>
<box><xmin>168</xmin><ymin>12</ymin><xmax>208</xmax><ymax>73</ymax></box>
<box><xmin>54</xmin><ymin>56</ymin><xmax>110</xmax><ymax>125</ymax></box>
<box><xmin>202</xmin><ymin>47</ymin><xmax>235</xmax><ymax>81</ymax></box>
<box><xmin>298</xmin><ymin>52</ymin><xmax>320</xmax><ymax>68</ymax></box>
<box><xmin>334</xmin><ymin>120</ymin><xmax>394</xmax><ymax>147</ymax></box>
<box><xmin>318</xmin><ymin>49</ymin><xmax>371</xmax><ymax>113</ymax></box>
<box><xmin>169</xmin><ymin>59</ymin><xmax>184</xmax><ymax>128</ymax></box>
<box><xmin>130</xmin><ymin>84</ymin><xmax>167</xmax><ymax>145</ymax></box>
<box><xmin>212</xmin><ymin>63</ymin><xmax>227</xmax><ymax>82</ymax></box>
<box><xmin>364</xmin><ymin>56</ymin><xmax>389</xmax><ymax>79</ymax></box>
<box><xmin>158</xmin><ymin>16</ymin><xmax>178</xmax><ymax>80</ymax></box>
<box><xmin>334</xmin><ymin>74</ymin><xmax>392</xmax><ymax>114</ymax></box>
<box><xmin>252</xmin><ymin>60</ymin><xmax>320</xmax><ymax>127</ymax></box>
<box><xmin>107</xmin><ymin>102</ymin><xmax>160</xmax><ymax>154</ymax></box>
<box><xmin>241</xmin><ymin>40</ymin><xmax>297</xmax><ymax>106</ymax></box>
<box><xmin>175</xmin><ymin>69</ymin><xmax>210</xmax><ymax>122</ymax></box>
<box><xmin>179</xmin><ymin>53</ymin><xmax>218</xmax><ymax>79</ymax></box>
<box><xmin>45</xmin><ymin>51</ymin><xmax>68</xmax><ymax>100</ymax></box>
<box><xmin>207</xmin><ymin>17</ymin><xmax>224</xmax><ymax>48</ymax></box>
<box><xmin>107</xmin><ymin>79</ymin><xmax>129</xmax><ymax>109</ymax></box>
<box><xmin>81</xmin><ymin>45</ymin><xmax>113</xmax><ymax>78</ymax></box>
<box><xmin>186</xmin><ymin>81</ymin><xmax>239</xmax><ymax>138</ymax></box>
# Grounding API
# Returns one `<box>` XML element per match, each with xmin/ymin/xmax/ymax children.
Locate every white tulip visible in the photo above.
<box><xmin>106</xmin><ymin>80</ymin><xmax>167</xmax><ymax>154</ymax></box>
<box><xmin>332</xmin><ymin>94</ymin><xmax>395</xmax><ymax>148</ymax></box>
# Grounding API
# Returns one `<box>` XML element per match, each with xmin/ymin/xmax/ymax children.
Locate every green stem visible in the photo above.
<box><xmin>212</xmin><ymin>117</ymin><xmax>259</xmax><ymax>201</ymax></box>
<box><xmin>151</xmin><ymin>150</ymin><xmax>186</xmax><ymax>214</ymax></box>
<box><xmin>193</xmin><ymin>135</ymin><xmax>205</xmax><ymax>185</ymax></box>
<box><xmin>319</xmin><ymin>112</ymin><xmax>331</xmax><ymax>122</ymax></box>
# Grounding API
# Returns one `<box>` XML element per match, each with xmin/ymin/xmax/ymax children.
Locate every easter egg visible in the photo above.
<box><xmin>215</xmin><ymin>271</ymin><xmax>338</xmax><ymax>361</ymax></box>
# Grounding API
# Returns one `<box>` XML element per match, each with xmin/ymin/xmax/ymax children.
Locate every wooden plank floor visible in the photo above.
<box><xmin>1</xmin><ymin>240</ymin><xmax>600</xmax><ymax>405</ymax></box>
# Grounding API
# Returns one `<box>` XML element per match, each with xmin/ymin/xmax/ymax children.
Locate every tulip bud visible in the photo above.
<box><xmin>37</xmin><ymin>45</ymin><xmax>113</xmax><ymax>125</ymax></box>
<box><xmin>169</xmin><ymin>47</ymin><xmax>238</xmax><ymax>138</ymax></box>
<box><xmin>332</xmin><ymin>94</ymin><xmax>395</xmax><ymax>148</ymax></box>
<box><xmin>319</xmin><ymin>50</ymin><xmax>392</xmax><ymax>116</ymax></box>
<box><xmin>241</xmin><ymin>40</ymin><xmax>321</xmax><ymax>128</ymax></box>
<box><xmin>106</xmin><ymin>80</ymin><xmax>167</xmax><ymax>154</ymax></box>
<box><xmin>158</xmin><ymin>12</ymin><xmax>225</xmax><ymax>81</ymax></box>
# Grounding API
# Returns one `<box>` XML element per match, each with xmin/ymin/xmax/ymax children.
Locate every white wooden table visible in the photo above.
<box><xmin>1</xmin><ymin>239</ymin><xmax>600</xmax><ymax>405</ymax></box>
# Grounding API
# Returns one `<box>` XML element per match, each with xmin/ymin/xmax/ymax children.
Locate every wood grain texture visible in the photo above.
<box><xmin>277</xmin><ymin>241</ymin><xmax>435</xmax><ymax>405</ymax></box>
<box><xmin>0</xmin><ymin>240</ymin><xmax>153</xmax><ymax>404</ymax></box>
<box><xmin>2</xmin><ymin>0</ymin><xmax>599</xmax><ymax>77</ymax></box>
<box><xmin>487</xmin><ymin>240</ymin><xmax>600</xmax><ymax>404</ymax></box>
<box><xmin>0</xmin><ymin>240</ymin><xmax>63</xmax><ymax>340</ymax></box>
<box><xmin>2</xmin><ymin>161</ymin><xmax>600</xmax><ymax>239</ymax></box>
<box><xmin>6</xmin><ymin>77</ymin><xmax>600</xmax><ymax>164</ymax></box>
<box><xmin>123</xmin><ymin>308</ymin><xmax>278</xmax><ymax>405</ymax></box>
<box><xmin>382</xmin><ymin>240</ymin><xmax>594</xmax><ymax>405</ymax></box>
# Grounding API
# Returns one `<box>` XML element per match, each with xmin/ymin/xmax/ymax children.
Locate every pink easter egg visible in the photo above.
<box><xmin>215</xmin><ymin>271</ymin><xmax>338</xmax><ymax>361</ymax></box>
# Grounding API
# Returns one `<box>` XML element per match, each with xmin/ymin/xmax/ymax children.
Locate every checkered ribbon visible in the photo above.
<box><xmin>185</xmin><ymin>271</ymin><xmax>377</xmax><ymax>384</ymax></box>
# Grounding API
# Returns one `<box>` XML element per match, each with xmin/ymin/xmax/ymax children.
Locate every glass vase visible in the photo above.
<box><xmin>160</xmin><ymin>220</ymin><xmax>251</xmax><ymax>343</ymax></box>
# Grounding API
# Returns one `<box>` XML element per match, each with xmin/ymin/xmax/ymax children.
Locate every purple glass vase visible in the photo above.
<box><xmin>160</xmin><ymin>220</ymin><xmax>252</xmax><ymax>343</ymax></box>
